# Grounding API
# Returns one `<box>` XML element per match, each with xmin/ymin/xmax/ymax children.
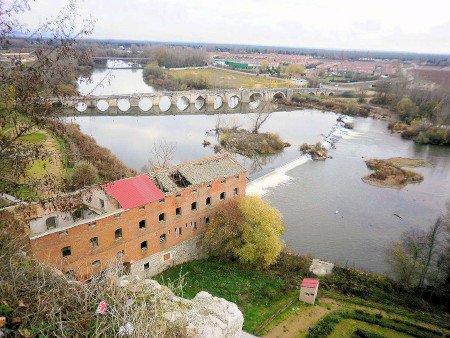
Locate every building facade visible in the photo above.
<box><xmin>28</xmin><ymin>153</ymin><xmax>247</xmax><ymax>280</ymax></box>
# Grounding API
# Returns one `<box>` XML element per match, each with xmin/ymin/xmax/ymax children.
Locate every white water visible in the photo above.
<box><xmin>246</xmin><ymin>115</ymin><xmax>357</xmax><ymax>196</ymax></box>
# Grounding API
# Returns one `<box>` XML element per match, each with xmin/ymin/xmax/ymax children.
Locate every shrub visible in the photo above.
<box><xmin>69</xmin><ymin>161</ymin><xmax>98</xmax><ymax>189</ymax></box>
<box><xmin>397</xmin><ymin>97</ymin><xmax>418</xmax><ymax>122</ymax></box>
<box><xmin>204</xmin><ymin>196</ymin><xmax>285</xmax><ymax>268</ymax></box>
<box><xmin>354</xmin><ymin>328</ymin><xmax>387</xmax><ymax>338</ymax></box>
<box><xmin>307</xmin><ymin>312</ymin><xmax>343</xmax><ymax>338</ymax></box>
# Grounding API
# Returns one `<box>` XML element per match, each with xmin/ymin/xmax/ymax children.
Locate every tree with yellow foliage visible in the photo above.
<box><xmin>285</xmin><ymin>63</ymin><xmax>305</xmax><ymax>77</ymax></box>
<box><xmin>204</xmin><ymin>196</ymin><xmax>285</xmax><ymax>268</ymax></box>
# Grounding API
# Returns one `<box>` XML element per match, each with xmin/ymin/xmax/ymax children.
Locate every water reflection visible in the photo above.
<box><xmin>77</xmin><ymin>60</ymin><xmax>154</xmax><ymax>96</ymax></box>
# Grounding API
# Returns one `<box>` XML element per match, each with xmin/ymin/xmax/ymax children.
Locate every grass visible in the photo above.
<box><xmin>330</xmin><ymin>319</ymin><xmax>410</xmax><ymax>338</ymax></box>
<box><xmin>167</xmin><ymin>67</ymin><xmax>296</xmax><ymax>89</ymax></box>
<box><xmin>18</xmin><ymin>132</ymin><xmax>47</xmax><ymax>143</ymax></box>
<box><xmin>155</xmin><ymin>258</ymin><xmax>298</xmax><ymax>333</ymax></box>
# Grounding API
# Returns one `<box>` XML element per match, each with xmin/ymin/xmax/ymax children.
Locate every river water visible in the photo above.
<box><xmin>76</xmin><ymin>64</ymin><xmax>450</xmax><ymax>274</ymax></box>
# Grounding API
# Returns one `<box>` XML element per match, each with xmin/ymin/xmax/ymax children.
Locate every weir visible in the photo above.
<box><xmin>62</xmin><ymin>87</ymin><xmax>344</xmax><ymax>115</ymax></box>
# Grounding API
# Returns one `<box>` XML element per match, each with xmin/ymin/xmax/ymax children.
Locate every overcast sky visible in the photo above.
<box><xmin>17</xmin><ymin>0</ymin><xmax>450</xmax><ymax>54</ymax></box>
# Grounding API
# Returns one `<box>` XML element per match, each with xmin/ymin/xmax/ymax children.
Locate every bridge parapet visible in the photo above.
<box><xmin>65</xmin><ymin>87</ymin><xmax>343</xmax><ymax>115</ymax></box>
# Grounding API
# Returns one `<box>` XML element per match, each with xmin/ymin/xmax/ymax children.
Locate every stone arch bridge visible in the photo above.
<box><xmin>65</xmin><ymin>87</ymin><xmax>342</xmax><ymax>115</ymax></box>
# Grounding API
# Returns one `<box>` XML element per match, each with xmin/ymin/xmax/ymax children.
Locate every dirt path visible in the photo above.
<box><xmin>263</xmin><ymin>305</ymin><xmax>330</xmax><ymax>338</ymax></box>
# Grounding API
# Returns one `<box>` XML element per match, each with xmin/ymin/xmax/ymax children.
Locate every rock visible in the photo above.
<box><xmin>310</xmin><ymin>259</ymin><xmax>334</xmax><ymax>276</ymax></box>
<box><xmin>119</xmin><ymin>277</ymin><xmax>244</xmax><ymax>338</ymax></box>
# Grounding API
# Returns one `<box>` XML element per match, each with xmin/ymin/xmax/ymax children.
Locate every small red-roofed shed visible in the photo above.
<box><xmin>103</xmin><ymin>174</ymin><xmax>164</xmax><ymax>210</ymax></box>
<box><xmin>300</xmin><ymin>278</ymin><xmax>319</xmax><ymax>304</ymax></box>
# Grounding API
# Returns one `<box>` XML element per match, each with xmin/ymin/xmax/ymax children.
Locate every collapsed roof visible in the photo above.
<box><xmin>150</xmin><ymin>153</ymin><xmax>245</xmax><ymax>193</ymax></box>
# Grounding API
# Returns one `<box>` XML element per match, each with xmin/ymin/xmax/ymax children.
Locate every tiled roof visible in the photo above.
<box><xmin>103</xmin><ymin>174</ymin><xmax>164</xmax><ymax>209</ymax></box>
<box><xmin>301</xmin><ymin>278</ymin><xmax>319</xmax><ymax>288</ymax></box>
<box><xmin>151</xmin><ymin>153</ymin><xmax>245</xmax><ymax>193</ymax></box>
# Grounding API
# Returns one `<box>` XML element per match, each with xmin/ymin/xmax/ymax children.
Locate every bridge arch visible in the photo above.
<box><xmin>138</xmin><ymin>97</ymin><xmax>153</xmax><ymax>111</ymax></box>
<box><xmin>97</xmin><ymin>99</ymin><xmax>109</xmax><ymax>112</ymax></box>
<box><xmin>309</xmin><ymin>92</ymin><xmax>316</xmax><ymax>96</ymax></box>
<box><xmin>117</xmin><ymin>98</ymin><xmax>131</xmax><ymax>112</ymax></box>
<box><xmin>213</xmin><ymin>95</ymin><xmax>223</xmax><ymax>110</ymax></box>
<box><xmin>320</xmin><ymin>92</ymin><xmax>325</xmax><ymax>96</ymax></box>
<box><xmin>176</xmin><ymin>96</ymin><xmax>190</xmax><ymax>111</ymax></box>
<box><xmin>228</xmin><ymin>95</ymin><xmax>240</xmax><ymax>109</ymax></box>
<box><xmin>195</xmin><ymin>95</ymin><xmax>205</xmax><ymax>110</ymax></box>
<box><xmin>159</xmin><ymin>96</ymin><xmax>171</xmax><ymax>112</ymax></box>
<box><xmin>249</xmin><ymin>92</ymin><xmax>263</xmax><ymax>109</ymax></box>
<box><xmin>75</xmin><ymin>102</ymin><xmax>87</xmax><ymax>113</ymax></box>
<box><xmin>273</xmin><ymin>92</ymin><xmax>285</xmax><ymax>100</ymax></box>
<box><xmin>328</xmin><ymin>92</ymin><xmax>334</xmax><ymax>96</ymax></box>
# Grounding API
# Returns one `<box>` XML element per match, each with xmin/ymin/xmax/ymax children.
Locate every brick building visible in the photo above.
<box><xmin>28</xmin><ymin>153</ymin><xmax>246</xmax><ymax>280</ymax></box>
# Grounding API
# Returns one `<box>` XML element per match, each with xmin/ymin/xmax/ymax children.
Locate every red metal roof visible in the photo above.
<box><xmin>103</xmin><ymin>174</ymin><xmax>164</xmax><ymax>209</ymax></box>
<box><xmin>301</xmin><ymin>278</ymin><xmax>319</xmax><ymax>288</ymax></box>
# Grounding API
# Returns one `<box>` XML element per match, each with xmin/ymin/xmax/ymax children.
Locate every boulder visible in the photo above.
<box><xmin>119</xmin><ymin>276</ymin><xmax>244</xmax><ymax>338</ymax></box>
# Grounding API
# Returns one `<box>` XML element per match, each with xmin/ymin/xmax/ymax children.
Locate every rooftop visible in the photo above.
<box><xmin>103</xmin><ymin>174</ymin><xmax>164</xmax><ymax>209</ymax></box>
<box><xmin>151</xmin><ymin>153</ymin><xmax>245</xmax><ymax>193</ymax></box>
<box><xmin>301</xmin><ymin>278</ymin><xmax>319</xmax><ymax>289</ymax></box>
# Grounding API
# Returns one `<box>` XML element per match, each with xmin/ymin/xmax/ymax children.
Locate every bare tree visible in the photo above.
<box><xmin>143</xmin><ymin>139</ymin><xmax>176</xmax><ymax>171</ymax></box>
<box><xmin>249</xmin><ymin>102</ymin><xmax>272</xmax><ymax>134</ymax></box>
<box><xmin>386</xmin><ymin>214</ymin><xmax>449</xmax><ymax>289</ymax></box>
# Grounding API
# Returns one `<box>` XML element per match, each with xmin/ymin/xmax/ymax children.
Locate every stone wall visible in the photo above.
<box><xmin>131</xmin><ymin>234</ymin><xmax>208</xmax><ymax>277</ymax></box>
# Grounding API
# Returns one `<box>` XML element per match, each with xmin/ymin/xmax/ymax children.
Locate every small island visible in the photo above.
<box><xmin>299</xmin><ymin>142</ymin><xmax>328</xmax><ymax>161</ymax></box>
<box><xmin>219</xmin><ymin>127</ymin><xmax>290</xmax><ymax>156</ymax></box>
<box><xmin>362</xmin><ymin>157</ymin><xmax>428</xmax><ymax>188</ymax></box>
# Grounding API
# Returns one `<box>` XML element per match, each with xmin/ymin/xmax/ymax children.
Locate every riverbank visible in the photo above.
<box><xmin>155</xmin><ymin>257</ymin><xmax>450</xmax><ymax>336</ymax></box>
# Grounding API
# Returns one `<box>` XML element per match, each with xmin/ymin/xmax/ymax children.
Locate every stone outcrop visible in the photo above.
<box><xmin>119</xmin><ymin>276</ymin><xmax>244</xmax><ymax>338</ymax></box>
<box><xmin>309</xmin><ymin>259</ymin><xmax>334</xmax><ymax>276</ymax></box>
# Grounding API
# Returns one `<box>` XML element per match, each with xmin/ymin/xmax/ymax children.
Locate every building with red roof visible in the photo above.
<box><xmin>300</xmin><ymin>278</ymin><xmax>320</xmax><ymax>304</ymax></box>
<box><xmin>28</xmin><ymin>153</ymin><xmax>247</xmax><ymax>281</ymax></box>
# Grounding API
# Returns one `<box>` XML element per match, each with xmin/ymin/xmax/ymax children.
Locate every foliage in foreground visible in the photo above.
<box><xmin>204</xmin><ymin>196</ymin><xmax>285</xmax><ymax>268</ymax></box>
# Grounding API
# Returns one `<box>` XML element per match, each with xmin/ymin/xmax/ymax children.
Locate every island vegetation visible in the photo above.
<box><xmin>300</xmin><ymin>142</ymin><xmax>328</xmax><ymax>160</ymax></box>
<box><xmin>362</xmin><ymin>158</ymin><xmax>426</xmax><ymax>188</ymax></box>
<box><xmin>219</xmin><ymin>128</ymin><xmax>289</xmax><ymax>156</ymax></box>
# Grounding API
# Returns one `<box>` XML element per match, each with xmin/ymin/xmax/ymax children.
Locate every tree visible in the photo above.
<box><xmin>0</xmin><ymin>0</ymin><xmax>94</xmax><ymax>197</ymax></box>
<box><xmin>285</xmin><ymin>63</ymin><xmax>305</xmax><ymax>77</ymax></box>
<box><xmin>386</xmin><ymin>216</ymin><xmax>449</xmax><ymax>289</ymax></box>
<box><xmin>204</xmin><ymin>196</ymin><xmax>285</xmax><ymax>268</ymax></box>
<box><xmin>259</xmin><ymin>60</ymin><xmax>269</xmax><ymax>73</ymax></box>
<box><xmin>142</xmin><ymin>139</ymin><xmax>176</xmax><ymax>171</ymax></box>
<box><xmin>397</xmin><ymin>97</ymin><xmax>418</xmax><ymax>122</ymax></box>
<box><xmin>69</xmin><ymin>161</ymin><xmax>98</xmax><ymax>189</ymax></box>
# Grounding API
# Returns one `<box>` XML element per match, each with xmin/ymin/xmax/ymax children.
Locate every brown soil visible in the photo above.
<box><xmin>362</xmin><ymin>158</ymin><xmax>424</xmax><ymax>189</ymax></box>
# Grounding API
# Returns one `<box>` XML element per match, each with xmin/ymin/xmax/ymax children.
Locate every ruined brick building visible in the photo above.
<box><xmin>27</xmin><ymin>153</ymin><xmax>246</xmax><ymax>280</ymax></box>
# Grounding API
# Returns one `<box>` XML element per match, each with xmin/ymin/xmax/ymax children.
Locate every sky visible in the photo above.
<box><xmin>16</xmin><ymin>0</ymin><xmax>450</xmax><ymax>54</ymax></box>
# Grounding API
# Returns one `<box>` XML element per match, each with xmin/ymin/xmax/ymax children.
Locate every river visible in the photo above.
<box><xmin>76</xmin><ymin>63</ymin><xmax>450</xmax><ymax>274</ymax></box>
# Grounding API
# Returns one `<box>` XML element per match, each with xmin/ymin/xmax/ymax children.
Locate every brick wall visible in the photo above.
<box><xmin>30</xmin><ymin>173</ymin><xmax>246</xmax><ymax>280</ymax></box>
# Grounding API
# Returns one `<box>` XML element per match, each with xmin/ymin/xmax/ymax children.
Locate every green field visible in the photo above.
<box><xmin>167</xmin><ymin>67</ymin><xmax>295</xmax><ymax>89</ymax></box>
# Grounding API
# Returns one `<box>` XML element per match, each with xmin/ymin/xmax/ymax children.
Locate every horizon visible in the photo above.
<box><xmin>15</xmin><ymin>0</ymin><xmax>450</xmax><ymax>55</ymax></box>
